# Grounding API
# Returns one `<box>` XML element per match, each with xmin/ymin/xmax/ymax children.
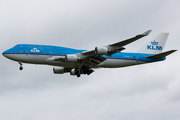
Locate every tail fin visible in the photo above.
<box><xmin>137</xmin><ymin>33</ymin><xmax>169</xmax><ymax>54</ymax></box>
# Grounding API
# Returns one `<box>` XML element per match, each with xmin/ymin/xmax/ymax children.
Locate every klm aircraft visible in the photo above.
<box><xmin>2</xmin><ymin>30</ymin><xmax>177</xmax><ymax>77</ymax></box>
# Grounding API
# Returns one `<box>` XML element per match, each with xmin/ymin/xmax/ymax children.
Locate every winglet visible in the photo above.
<box><xmin>142</xmin><ymin>30</ymin><xmax>152</xmax><ymax>36</ymax></box>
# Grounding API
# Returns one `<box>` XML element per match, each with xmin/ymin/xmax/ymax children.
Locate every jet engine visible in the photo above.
<box><xmin>70</xmin><ymin>69</ymin><xmax>76</xmax><ymax>75</ymax></box>
<box><xmin>95</xmin><ymin>47</ymin><xmax>116</xmax><ymax>55</ymax></box>
<box><xmin>53</xmin><ymin>67</ymin><xmax>66</xmax><ymax>74</ymax></box>
<box><xmin>70</xmin><ymin>69</ymin><xmax>82</xmax><ymax>77</ymax></box>
<box><xmin>65</xmin><ymin>54</ymin><xmax>80</xmax><ymax>62</ymax></box>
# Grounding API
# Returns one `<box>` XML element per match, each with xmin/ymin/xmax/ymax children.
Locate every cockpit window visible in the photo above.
<box><xmin>14</xmin><ymin>45</ymin><xmax>19</xmax><ymax>47</ymax></box>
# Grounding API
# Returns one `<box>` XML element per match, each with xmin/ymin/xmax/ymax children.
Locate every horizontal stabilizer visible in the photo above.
<box><xmin>146</xmin><ymin>50</ymin><xmax>177</xmax><ymax>59</ymax></box>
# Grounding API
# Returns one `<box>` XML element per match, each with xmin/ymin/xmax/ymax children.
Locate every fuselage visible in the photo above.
<box><xmin>2</xmin><ymin>44</ymin><xmax>165</xmax><ymax>68</ymax></box>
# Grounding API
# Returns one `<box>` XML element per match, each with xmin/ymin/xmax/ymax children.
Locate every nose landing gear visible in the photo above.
<box><xmin>18</xmin><ymin>62</ymin><xmax>23</xmax><ymax>70</ymax></box>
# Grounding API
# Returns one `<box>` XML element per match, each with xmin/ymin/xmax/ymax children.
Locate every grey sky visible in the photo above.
<box><xmin>1</xmin><ymin>0</ymin><xmax>180</xmax><ymax>120</ymax></box>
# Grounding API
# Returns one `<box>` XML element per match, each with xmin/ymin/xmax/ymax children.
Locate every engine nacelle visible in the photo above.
<box><xmin>95</xmin><ymin>47</ymin><xmax>118</xmax><ymax>55</ymax></box>
<box><xmin>53</xmin><ymin>67</ymin><xmax>65</xmax><ymax>74</ymax></box>
<box><xmin>95</xmin><ymin>47</ymin><xmax>108</xmax><ymax>55</ymax></box>
<box><xmin>70</xmin><ymin>69</ymin><xmax>76</xmax><ymax>75</ymax></box>
<box><xmin>65</xmin><ymin>54</ymin><xmax>80</xmax><ymax>62</ymax></box>
<box><xmin>70</xmin><ymin>69</ymin><xmax>82</xmax><ymax>76</ymax></box>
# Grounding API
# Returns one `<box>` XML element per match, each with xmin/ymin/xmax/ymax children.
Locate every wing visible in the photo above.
<box><xmin>82</xmin><ymin>55</ymin><xmax>106</xmax><ymax>66</ymax></box>
<box><xmin>82</xmin><ymin>30</ymin><xmax>151</xmax><ymax>56</ymax></box>
<box><xmin>79</xmin><ymin>30</ymin><xmax>152</xmax><ymax>66</ymax></box>
<box><xmin>109</xmin><ymin>30</ymin><xmax>152</xmax><ymax>47</ymax></box>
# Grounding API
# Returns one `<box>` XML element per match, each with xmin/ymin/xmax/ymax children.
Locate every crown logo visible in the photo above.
<box><xmin>151</xmin><ymin>41</ymin><xmax>158</xmax><ymax>45</ymax></box>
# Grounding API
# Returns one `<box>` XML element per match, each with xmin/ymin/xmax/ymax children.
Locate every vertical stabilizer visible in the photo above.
<box><xmin>137</xmin><ymin>33</ymin><xmax>169</xmax><ymax>54</ymax></box>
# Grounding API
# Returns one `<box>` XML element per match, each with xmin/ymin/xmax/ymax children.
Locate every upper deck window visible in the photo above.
<box><xmin>14</xmin><ymin>45</ymin><xmax>19</xmax><ymax>47</ymax></box>
<box><xmin>26</xmin><ymin>46</ymin><xmax>40</xmax><ymax>48</ymax></box>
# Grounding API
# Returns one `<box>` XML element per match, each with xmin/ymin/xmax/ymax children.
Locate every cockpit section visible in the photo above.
<box><xmin>14</xmin><ymin>45</ymin><xmax>19</xmax><ymax>47</ymax></box>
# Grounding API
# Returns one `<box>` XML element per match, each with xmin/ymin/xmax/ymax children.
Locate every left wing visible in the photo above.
<box><xmin>82</xmin><ymin>30</ymin><xmax>151</xmax><ymax>56</ymax></box>
<box><xmin>79</xmin><ymin>30</ymin><xmax>152</xmax><ymax>66</ymax></box>
<box><xmin>109</xmin><ymin>30</ymin><xmax>152</xmax><ymax>47</ymax></box>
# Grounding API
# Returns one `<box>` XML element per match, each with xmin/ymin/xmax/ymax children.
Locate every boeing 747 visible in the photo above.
<box><xmin>2</xmin><ymin>30</ymin><xmax>177</xmax><ymax>77</ymax></box>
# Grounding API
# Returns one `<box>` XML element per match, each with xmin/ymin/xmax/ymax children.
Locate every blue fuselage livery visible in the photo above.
<box><xmin>2</xmin><ymin>30</ymin><xmax>177</xmax><ymax>77</ymax></box>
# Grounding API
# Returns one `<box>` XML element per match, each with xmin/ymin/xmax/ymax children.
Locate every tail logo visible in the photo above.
<box><xmin>147</xmin><ymin>41</ymin><xmax>162</xmax><ymax>51</ymax></box>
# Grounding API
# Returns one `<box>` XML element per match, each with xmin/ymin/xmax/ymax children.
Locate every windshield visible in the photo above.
<box><xmin>14</xmin><ymin>45</ymin><xmax>19</xmax><ymax>47</ymax></box>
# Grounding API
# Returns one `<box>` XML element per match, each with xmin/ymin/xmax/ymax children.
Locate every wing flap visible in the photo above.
<box><xmin>83</xmin><ymin>55</ymin><xmax>106</xmax><ymax>66</ymax></box>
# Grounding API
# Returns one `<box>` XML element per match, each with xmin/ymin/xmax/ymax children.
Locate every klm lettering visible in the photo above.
<box><xmin>147</xmin><ymin>45</ymin><xmax>162</xmax><ymax>50</ymax></box>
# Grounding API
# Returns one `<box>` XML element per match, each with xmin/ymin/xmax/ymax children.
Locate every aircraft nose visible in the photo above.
<box><xmin>2</xmin><ymin>48</ymin><xmax>13</xmax><ymax>58</ymax></box>
<box><xmin>2</xmin><ymin>50</ymin><xmax>8</xmax><ymax>57</ymax></box>
<box><xmin>2</xmin><ymin>50</ymin><xmax>6</xmax><ymax>55</ymax></box>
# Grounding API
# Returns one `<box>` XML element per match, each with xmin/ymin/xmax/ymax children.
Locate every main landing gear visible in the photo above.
<box><xmin>18</xmin><ymin>62</ymin><xmax>23</xmax><ymax>70</ymax></box>
<box><xmin>74</xmin><ymin>69</ymin><xmax>81</xmax><ymax>78</ymax></box>
<box><xmin>81</xmin><ymin>65</ymin><xmax>94</xmax><ymax>76</ymax></box>
<box><xmin>75</xmin><ymin>66</ymin><xmax>94</xmax><ymax>78</ymax></box>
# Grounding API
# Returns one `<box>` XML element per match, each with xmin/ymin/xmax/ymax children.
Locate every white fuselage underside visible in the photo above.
<box><xmin>4</xmin><ymin>54</ymin><xmax>146</xmax><ymax>68</ymax></box>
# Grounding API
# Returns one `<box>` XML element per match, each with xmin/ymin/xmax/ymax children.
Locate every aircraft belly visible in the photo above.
<box><xmin>5</xmin><ymin>54</ymin><xmax>46</xmax><ymax>64</ymax></box>
<box><xmin>98</xmin><ymin>59</ymin><xmax>141</xmax><ymax>68</ymax></box>
<box><xmin>5</xmin><ymin>54</ymin><xmax>82</xmax><ymax>68</ymax></box>
<box><xmin>47</xmin><ymin>62</ymin><xmax>82</xmax><ymax>68</ymax></box>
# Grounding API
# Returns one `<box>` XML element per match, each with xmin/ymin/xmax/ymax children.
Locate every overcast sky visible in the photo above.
<box><xmin>1</xmin><ymin>0</ymin><xmax>180</xmax><ymax>120</ymax></box>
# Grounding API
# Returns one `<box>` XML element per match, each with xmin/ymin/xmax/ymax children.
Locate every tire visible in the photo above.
<box><xmin>19</xmin><ymin>67</ymin><xmax>23</xmax><ymax>70</ymax></box>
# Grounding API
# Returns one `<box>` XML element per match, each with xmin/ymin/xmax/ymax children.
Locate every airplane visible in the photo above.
<box><xmin>2</xmin><ymin>30</ymin><xmax>177</xmax><ymax>77</ymax></box>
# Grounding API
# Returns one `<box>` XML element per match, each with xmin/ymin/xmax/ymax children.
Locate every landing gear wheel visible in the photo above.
<box><xmin>77</xmin><ymin>74</ymin><xmax>80</xmax><ymax>78</ymax></box>
<box><xmin>19</xmin><ymin>66</ymin><xmax>23</xmax><ymax>70</ymax></box>
<box><xmin>18</xmin><ymin>62</ymin><xmax>23</xmax><ymax>71</ymax></box>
